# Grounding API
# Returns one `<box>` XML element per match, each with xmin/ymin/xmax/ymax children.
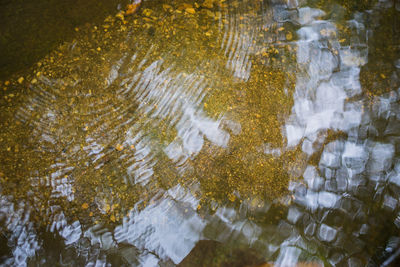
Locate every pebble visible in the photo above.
<box><xmin>185</xmin><ymin>8</ymin><xmax>196</xmax><ymax>14</ymax></box>
<box><xmin>116</xmin><ymin>12</ymin><xmax>125</xmax><ymax>21</ymax></box>
<box><xmin>116</xmin><ymin>144</ymin><xmax>124</xmax><ymax>151</ymax></box>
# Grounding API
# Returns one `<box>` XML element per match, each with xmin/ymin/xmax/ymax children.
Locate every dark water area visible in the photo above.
<box><xmin>1</xmin><ymin>0</ymin><xmax>400</xmax><ymax>266</ymax></box>
<box><xmin>0</xmin><ymin>0</ymin><xmax>129</xmax><ymax>79</ymax></box>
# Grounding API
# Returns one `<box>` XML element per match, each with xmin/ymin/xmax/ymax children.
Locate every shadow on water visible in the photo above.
<box><xmin>0</xmin><ymin>0</ymin><xmax>400</xmax><ymax>266</ymax></box>
<box><xmin>0</xmin><ymin>0</ymin><xmax>130</xmax><ymax>79</ymax></box>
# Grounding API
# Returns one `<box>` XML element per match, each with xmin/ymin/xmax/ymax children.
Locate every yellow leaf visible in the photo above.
<box><xmin>82</xmin><ymin>203</ymin><xmax>89</xmax><ymax>209</ymax></box>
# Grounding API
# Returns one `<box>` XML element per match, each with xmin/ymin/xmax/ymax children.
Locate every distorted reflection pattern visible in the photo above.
<box><xmin>0</xmin><ymin>0</ymin><xmax>400</xmax><ymax>266</ymax></box>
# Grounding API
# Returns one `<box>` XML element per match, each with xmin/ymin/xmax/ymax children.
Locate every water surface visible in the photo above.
<box><xmin>1</xmin><ymin>0</ymin><xmax>400</xmax><ymax>266</ymax></box>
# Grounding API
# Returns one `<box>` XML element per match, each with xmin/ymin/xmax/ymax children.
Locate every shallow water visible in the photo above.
<box><xmin>0</xmin><ymin>0</ymin><xmax>130</xmax><ymax>79</ymax></box>
<box><xmin>0</xmin><ymin>0</ymin><xmax>400</xmax><ymax>266</ymax></box>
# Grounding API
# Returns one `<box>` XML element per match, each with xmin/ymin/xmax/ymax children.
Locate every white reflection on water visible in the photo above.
<box><xmin>275</xmin><ymin>1</ymin><xmax>400</xmax><ymax>265</ymax></box>
<box><xmin>0</xmin><ymin>197</ymin><xmax>39</xmax><ymax>266</ymax></box>
<box><xmin>276</xmin><ymin>3</ymin><xmax>368</xmax><ymax>265</ymax></box>
<box><xmin>284</xmin><ymin>7</ymin><xmax>365</xmax><ymax>150</ymax></box>
<box><xmin>114</xmin><ymin>185</ymin><xmax>205</xmax><ymax>264</ymax></box>
<box><xmin>115</xmin><ymin>54</ymin><xmax>232</xmax><ymax>183</ymax></box>
<box><xmin>221</xmin><ymin>13</ymin><xmax>255</xmax><ymax>81</ymax></box>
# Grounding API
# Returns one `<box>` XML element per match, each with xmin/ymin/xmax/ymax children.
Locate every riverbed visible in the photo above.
<box><xmin>0</xmin><ymin>0</ymin><xmax>399</xmax><ymax>266</ymax></box>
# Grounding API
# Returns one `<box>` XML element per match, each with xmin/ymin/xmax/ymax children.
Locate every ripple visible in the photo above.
<box><xmin>1</xmin><ymin>0</ymin><xmax>400</xmax><ymax>265</ymax></box>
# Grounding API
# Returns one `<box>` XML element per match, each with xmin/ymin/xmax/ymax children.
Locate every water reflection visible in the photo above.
<box><xmin>114</xmin><ymin>185</ymin><xmax>205</xmax><ymax>264</ymax></box>
<box><xmin>0</xmin><ymin>0</ymin><xmax>399</xmax><ymax>266</ymax></box>
<box><xmin>284</xmin><ymin>7</ymin><xmax>365</xmax><ymax>150</ymax></box>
